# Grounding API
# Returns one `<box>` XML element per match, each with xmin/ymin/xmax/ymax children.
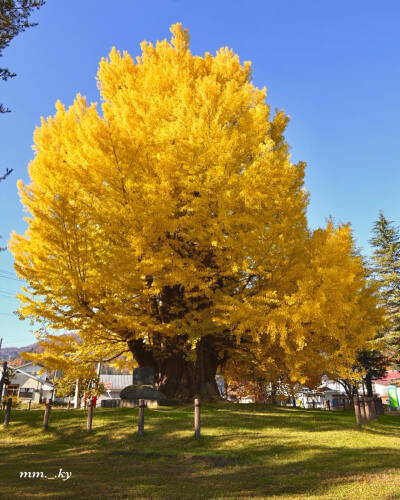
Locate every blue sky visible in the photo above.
<box><xmin>1</xmin><ymin>0</ymin><xmax>399</xmax><ymax>347</ymax></box>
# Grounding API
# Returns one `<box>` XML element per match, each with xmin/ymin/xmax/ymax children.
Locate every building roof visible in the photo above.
<box><xmin>301</xmin><ymin>386</ymin><xmax>344</xmax><ymax>395</ymax></box>
<box><xmin>374</xmin><ymin>370</ymin><xmax>400</xmax><ymax>386</ymax></box>
<box><xmin>16</xmin><ymin>367</ymin><xmax>54</xmax><ymax>387</ymax></box>
<box><xmin>1</xmin><ymin>364</ymin><xmax>54</xmax><ymax>388</ymax></box>
<box><xmin>100</xmin><ymin>374</ymin><xmax>132</xmax><ymax>390</ymax></box>
<box><xmin>17</xmin><ymin>361</ymin><xmax>35</xmax><ymax>368</ymax></box>
<box><xmin>17</xmin><ymin>361</ymin><xmax>45</xmax><ymax>370</ymax></box>
<box><xmin>319</xmin><ymin>386</ymin><xmax>344</xmax><ymax>394</ymax></box>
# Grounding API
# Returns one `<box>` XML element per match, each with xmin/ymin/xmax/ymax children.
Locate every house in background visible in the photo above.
<box><xmin>0</xmin><ymin>363</ymin><xmax>54</xmax><ymax>403</ymax></box>
<box><xmin>217</xmin><ymin>375</ymin><xmax>351</xmax><ymax>406</ymax></box>
<box><xmin>297</xmin><ymin>386</ymin><xmax>350</xmax><ymax>409</ymax></box>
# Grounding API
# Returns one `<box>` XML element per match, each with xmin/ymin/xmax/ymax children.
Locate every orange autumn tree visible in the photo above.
<box><xmin>10</xmin><ymin>24</ymin><xmax>383</xmax><ymax>400</ymax></box>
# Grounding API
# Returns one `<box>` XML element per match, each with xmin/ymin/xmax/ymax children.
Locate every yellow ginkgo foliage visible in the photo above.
<box><xmin>223</xmin><ymin>223</ymin><xmax>384</xmax><ymax>389</ymax></box>
<box><xmin>10</xmin><ymin>24</ymin><xmax>383</xmax><ymax>400</ymax></box>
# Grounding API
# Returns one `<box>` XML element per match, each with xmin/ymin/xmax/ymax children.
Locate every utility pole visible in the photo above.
<box><xmin>0</xmin><ymin>361</ymin><xmax>7</xmax><ymax>400</ymax></box>
<box><xmin>93</xmin><ymin>362</ymin><xmax>101</xmax><ymax>390</ymax></box>
<box><xmin>73</xmin><ymin>378</ymin><xmax>80</xmax><ymax>409</ymax></box>
<box><xmin>0</xmin><ymin>338</ymin><xmax>6</xmax><ymax>400</ymax></box>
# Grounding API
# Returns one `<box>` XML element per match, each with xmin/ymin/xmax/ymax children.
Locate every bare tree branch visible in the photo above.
<box><xmin>0</xmin><ymin>168</ymin><xmax>13</xmax><ymax>182</ymax></box>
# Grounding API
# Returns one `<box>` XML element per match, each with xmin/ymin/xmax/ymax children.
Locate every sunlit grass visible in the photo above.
<box><xmin>0</xmin><ymin>404</ymin><xmax>399</xmax><ymax>499</ymax></box>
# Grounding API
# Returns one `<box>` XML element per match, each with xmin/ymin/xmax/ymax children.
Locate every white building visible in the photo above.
<box><xmin>0</xmin><ymin>363</ymin><xmax>54</xmax><ymax>403</ymax></box>
<box><xmin>297</xmin><ymin>386</ymin><xmax>350</xmax><ymax>409</ymax></box>
<box><xmin>98</xmin><ymin>374</ymin><xmax>132</xmax><ymax>404</ymax></box>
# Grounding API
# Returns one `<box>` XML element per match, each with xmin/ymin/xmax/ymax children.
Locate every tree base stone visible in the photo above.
<box><xmin>120</xmin><ymin>384</ymin><xmax>168</xmax><ymax>406</ymax></box>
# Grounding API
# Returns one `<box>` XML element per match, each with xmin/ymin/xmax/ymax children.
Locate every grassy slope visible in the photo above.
<box><xmin>0</xmin><ymin>404</ymin><xmax>399</xmax><ymax>499</ymax></box>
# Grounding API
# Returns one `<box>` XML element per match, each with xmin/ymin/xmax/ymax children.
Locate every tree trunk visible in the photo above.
<box><xmin>270</xmin><ymin>383</ymin><xmax>277</xmax><ymax>405</ymax></box>
<box><xmin>365</xmin><ymin>374</ymin><xmax>373</xmax><ymax>397</ymax></box>
<box><xmin>254</xmin><ymin>382</ymin><xmax>265</xmax><ymax>403</ymax></box>
<box><xmin>128</xmin><ymin>335</ymin><xmax>221</xmax><ymax>402</ymax></box>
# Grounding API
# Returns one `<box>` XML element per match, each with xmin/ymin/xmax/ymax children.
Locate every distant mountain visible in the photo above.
<box><xmin>0</xmin><ymin>342</ymin><xmax>41</xmax><ymax>362</ymax></box>
<box><xmin>0</xmin><ymin>341</ymin><xmax>131</xmax><ymax>373</ymax></box>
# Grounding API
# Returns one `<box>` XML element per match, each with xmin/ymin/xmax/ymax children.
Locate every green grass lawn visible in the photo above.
<box><xmin>0</xmin><ymin>404</ymin><xmax>399</xmax><ymax>499</ymax></box>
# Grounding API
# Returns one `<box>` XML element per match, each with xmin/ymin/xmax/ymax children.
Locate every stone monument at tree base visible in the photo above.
<box><xmin>120</xmin><ymin>367</ymin><xmax>180</xmax><ymax>407</ymax></box>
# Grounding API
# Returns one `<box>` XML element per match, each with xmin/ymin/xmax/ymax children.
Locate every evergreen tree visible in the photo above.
<box><xmin>369</xmin><ymin>210</ymin><xmax>400</xmax><ymax>364</ymax></box>
<box><xmin>357</xmin><ymin>349</ymin><xmax>389</xmax><ymax>396</ymax></box>
<box><xmin>0</xmin><ymin>0</ymin><xmax>45</xmax><ymax>113</ymax></box>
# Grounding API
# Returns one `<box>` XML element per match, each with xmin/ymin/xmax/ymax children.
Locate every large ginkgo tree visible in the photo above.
<box><xmin>10</xmin><ymin>24</ymin><xmax>383</xmax><ymax>400</ymax></box>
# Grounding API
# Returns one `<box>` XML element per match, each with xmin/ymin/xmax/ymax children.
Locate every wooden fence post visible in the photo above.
<box><xmin>379</xmin><ymin>397</ymin><xmax>384</xmax><ymax>415</ymax></box>
<box><xmin>359</xmin><ymin>396</ymin><xmax>367</xmax><ymax>422</ymax></box>
<box><xmin>43</xmin><ymin>399</ymin><xmax>52</xmax><ymax>431</ymax></box>
<box><xmin>194</xmin><ymin>398</ymin><xmax>201</xmax><ymax>438</ymax></box>
<box><xmin>364</xmin><ymin>396</ymin><xmax>372</xmax><ymax>420</ymax></box>
<box><xmin>374</xmin><ymin>396</ymin><xmax>384</xmax><ymax>416</ymax></box>
<box><xmin>372</xmin><ymin>397</ymin><xmax>378</xmax><ymax>419</ymax></box>
<box><xmin>87</xmin><ymin>400</ymin><xmax>93</xmax><ymax>432</ymax></box>
<box><xmin>372</xmin><ymin>396</ymin><xmax>378</xmax><ymax>418</ymax></box>
<box><xmin>27</xmin><ymin>400</ymin><xmax>31</xmax><ymax>410</ymax></box>
<box><xmin>366</xmin><ymin>396</ymin><xmax>376</xmax><ymax>419</ymax></box>
<box><xmin>138</xmin><ymin>399</ymin><xmax>145</xmax><ymax>437</ymax></box>
<box><xmin>4</xmin><ymin>398</ymin><xmax>12</xmax><ymax>428</ymax></box>
<box><xmin>353</xmin><ymin>396</ymin><xmax>362</xmax><ymax>428</ymax></box>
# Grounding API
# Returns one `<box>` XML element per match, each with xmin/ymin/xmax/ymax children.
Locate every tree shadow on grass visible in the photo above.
<box><xmin>3</xmin><ymin>405</ymin><xmax>400</xmax><ymax>457</ymax></box>
<box><xmin>1</xmin><ymin>405</ymin><xmax>400</xmax><ymax>499</ymax></box>
<box><xmin>3</xmin><ymin>405</ymin><xmax>400</xmax><ymax>441</ymax></box>
<box><xmin>1</xmin><ymin>440</ymin><xmax>400</xmax><ymax>499</ymax></box>
<box><xmin>148</xmin><ymin>405</ymin><xmax>400</xmax><ymax>439</ymax></box>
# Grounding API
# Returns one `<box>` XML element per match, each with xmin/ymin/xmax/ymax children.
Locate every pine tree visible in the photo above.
<box><xmin>0</xmin><ymin>0</ymin><xmax>45</xmax><ymax>113</ymax></box>
<box><xmin>370</xmin><ymin>211</ymin><xmax>400</xmax><ymax>364</ymax></box>
<box><xmin>357</xmin><ymin>349</ymin><xmax>389</xmax><ymax>396</ymax></box>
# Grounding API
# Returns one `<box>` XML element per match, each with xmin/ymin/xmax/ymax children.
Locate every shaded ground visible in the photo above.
<box><xmin>0</xmin><ymin>404</ymin><xmax>399</xmax><ymax>499</ymax></box>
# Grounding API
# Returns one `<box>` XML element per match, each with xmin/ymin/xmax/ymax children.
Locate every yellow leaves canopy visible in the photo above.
<box><xmin>10</xmin><ymin>24</ymin><xmax>383</xmax><ymax>386</ymax></box>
